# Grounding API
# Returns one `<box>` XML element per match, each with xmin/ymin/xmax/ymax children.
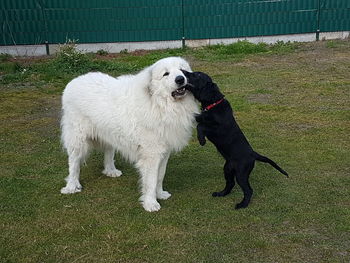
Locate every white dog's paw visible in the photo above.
<box><xmin>60</xmin><ymin>182</ymin><xmax>82</xmax><ymax>194</ymax></box>
<box><xmin>157</xmin><ymin>190</ymin><xmax>172</xmax><ymax>200</ymax></box>
<box><xmin>141</xmin><ymin>196</ymin><xmax>161</xmax><ymax>212</ymax></box>
<box><xmin>102</xmin><ymin>168</ymin><xmax>122</xmax><ymax>178</ymax></box>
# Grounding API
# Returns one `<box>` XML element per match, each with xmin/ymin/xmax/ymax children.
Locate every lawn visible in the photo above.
<box><xmin>0</xmin><ymin>40</ymin><xmax>349</xmax><ymax>263</ymax></box>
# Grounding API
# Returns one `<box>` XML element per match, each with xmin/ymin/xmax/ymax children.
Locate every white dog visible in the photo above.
<box><xmin>60</xmin><ymin>57</ymin><xmax>198</xmax><ymax>212</ymax></box>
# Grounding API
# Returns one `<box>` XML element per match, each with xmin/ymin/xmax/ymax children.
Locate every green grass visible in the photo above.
<box><xmin>1</xmin><ymin>40</ymin><xmax>349</xmax><ymax>263</ymax></box>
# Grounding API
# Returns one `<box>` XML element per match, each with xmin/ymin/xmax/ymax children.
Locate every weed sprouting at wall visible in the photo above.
<box><xmin>51</xmin><ymin>40</ymin><xmax>90</xmax><ymax>73</ymax></box>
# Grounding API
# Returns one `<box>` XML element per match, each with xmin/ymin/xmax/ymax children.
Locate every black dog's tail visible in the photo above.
<box><xmin>253</xmin><ymin>152</ymin><xmax>288</xmax><ymax>177</ymax></box>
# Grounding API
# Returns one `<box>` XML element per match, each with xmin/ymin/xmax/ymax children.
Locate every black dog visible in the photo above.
<box><xmin>183</xmin><ymin>71</ymin><xmax>288</xmax><ymax>209</ymax></box>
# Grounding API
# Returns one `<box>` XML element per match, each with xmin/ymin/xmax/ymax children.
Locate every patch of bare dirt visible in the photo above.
<box><xmin>247</xmin><ymin>94</ymin><xmax>272</xmax><ymax>104</ymax></box>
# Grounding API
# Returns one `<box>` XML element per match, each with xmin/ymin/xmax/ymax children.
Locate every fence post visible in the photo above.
<box><xmin>181</xmin><ymin>0</ymin><xmax>186</xmax><ymax>48</ymax></box>
<box><xmin>37</xmin><ymin>0</ymin><xmax>50</xmax><ymax>54</ymax></box>
<box><xmin>316</xmin><ymin>0</ymin><xmax>321</xmax><ymax>40</ymax></box>
<box><xmin>45</xmin><ymin>41</ymin><xmax>50</xmax><ymax>55</ymax></box>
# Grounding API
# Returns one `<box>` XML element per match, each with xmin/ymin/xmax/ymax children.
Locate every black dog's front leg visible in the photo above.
<box><xmin>197</xmin><ymin>124</ymin><xmax>206</xmax><ymax>146</ymax></box>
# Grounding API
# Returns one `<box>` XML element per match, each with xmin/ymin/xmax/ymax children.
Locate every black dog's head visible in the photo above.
<box><xmin>182</xmin><ymin>70</ymin><xmax>224</xmax><ymax>106</ymax></box>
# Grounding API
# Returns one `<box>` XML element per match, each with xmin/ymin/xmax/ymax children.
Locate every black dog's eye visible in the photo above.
<box><xmin>163</xmin><ymin>72</ymin><xmax>169</xmax><ymax>77</ymax></box>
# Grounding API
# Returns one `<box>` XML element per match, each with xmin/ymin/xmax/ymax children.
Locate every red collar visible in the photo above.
<box><xmin>203</xmin><ymin>98</ymin><xmax>225</xmax><ymax>111</ymax></box>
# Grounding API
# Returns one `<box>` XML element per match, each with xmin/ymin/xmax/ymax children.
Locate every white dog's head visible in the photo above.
<box><xmin>149</xmin><ymin>57</ymin><xmax>192</xmax><ymax>100</ymax></box>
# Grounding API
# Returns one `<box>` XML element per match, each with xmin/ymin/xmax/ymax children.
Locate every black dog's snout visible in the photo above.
<box><xmin>181</xmin><ymin>69</ymin><xmax>189</xmax><ymax>76</ymax></box>
<box><xmin>175</xmin><ymin>75</ymin><xmax>185</xmax><ymax>85</ymax></box>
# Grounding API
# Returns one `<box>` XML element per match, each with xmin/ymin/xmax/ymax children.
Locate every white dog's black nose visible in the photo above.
<box><xmin>175</xmin><ymin>76</ymin><xmax>185</xmax><ymax>85</ymax></box>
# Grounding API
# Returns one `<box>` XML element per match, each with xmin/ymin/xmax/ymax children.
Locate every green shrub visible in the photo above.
<box><xmin>270</xmin><ymin>40</ymin><xmax>299</xmax><ymax>53</ymax></box>
<box><xmin>97</xmin><ymin>49</ymin><xmax>108</xmax><ymax>56</ymax></box>
<box><xmin>0</xmin><ymin>53</ymin><xmax>12</xmax><ymax>62</ymax></box>
<box><xmin>52</xmin><ymin>39</ymin><xmax>90</xmax><ymax>73</ymax></box>
<box><xmin>325</xmin><ymin>40</ymin><xmax>336</xmax><ymax>48</ymax></box>
<box><xmin>209</xmin><ymin>41</ymin><xmax>269</xmax><ymax>55</ymax></box>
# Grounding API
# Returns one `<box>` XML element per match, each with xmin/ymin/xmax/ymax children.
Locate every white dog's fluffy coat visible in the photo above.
<box><xmin>60</xmin><ymin>57</ymin><xmax>198</xmax><ymax>212</ymax></box>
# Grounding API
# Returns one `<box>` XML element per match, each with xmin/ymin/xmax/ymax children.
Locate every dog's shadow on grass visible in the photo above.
<box><xmin>77</xmin><ymin>151</ymin><xmax>137</xmax><ymax>190</ymax></box>
<box><xmin>166</xmin><ymin>142</ymin><xmax>224</xmax><ymax>194</ymax></box>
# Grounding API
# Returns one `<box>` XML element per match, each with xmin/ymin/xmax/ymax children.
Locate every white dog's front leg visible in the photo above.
<box><xmin>157</xmin><ymin>153</ymin><xmax>171</xmax><ymax>200</ymax></box>
<box><xmin>137</xmin><ymin>156</ymin><xmax>162</xmax><ymax>212</ymax></box>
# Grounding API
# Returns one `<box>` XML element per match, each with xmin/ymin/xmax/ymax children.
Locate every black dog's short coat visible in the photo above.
<box><xmin>183</xmin><ymin>71</ymin><xmax>288</xmax><ymax>209</ymax></box>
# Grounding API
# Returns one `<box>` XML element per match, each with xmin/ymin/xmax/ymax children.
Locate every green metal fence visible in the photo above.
<box><xmin>1</xmin><ymin>0</ymin><xmax>349</xmax><ymax>46</ymax></box>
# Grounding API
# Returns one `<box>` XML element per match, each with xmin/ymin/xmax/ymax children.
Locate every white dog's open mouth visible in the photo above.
<box><xmin>171</xmin><ymin>87</ymin><xmax>186</xmax><ymax>98</ymax></box>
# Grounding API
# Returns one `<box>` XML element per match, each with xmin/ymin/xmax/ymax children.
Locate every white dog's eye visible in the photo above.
<box><xmin>163</xmin><ymin>72</ymin><xmax>169</xmax><ymax>77</ymax></box>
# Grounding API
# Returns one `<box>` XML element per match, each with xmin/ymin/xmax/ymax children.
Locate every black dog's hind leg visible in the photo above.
<box><xmin>212</xmin><ymin>160</ymin><xmax>235</xmax><ymax>197</ymax></box>
<box><xmin>196</xmin><ymin>124</ymin><xmax>206</xmax><ymax>146</ymax></box>
<box><xmin>235</xmin><ymin>161</ymin><xmax>254</xmax><ymax>209</ymax></box>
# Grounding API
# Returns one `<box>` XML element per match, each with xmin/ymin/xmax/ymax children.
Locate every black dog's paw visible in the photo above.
<box><xmin>235</xmin><ymin>202</ymin><xmax>249</xmax><ymax>210</ymax></box>
<box><xmin>212</xmin><ymin>191</ymin><xmax>227</xmax><ymax>197</ymax></box>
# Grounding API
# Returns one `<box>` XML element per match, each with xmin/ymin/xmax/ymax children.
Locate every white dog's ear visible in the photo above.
<box><xmin>182</xmin><ymin>63</ymin><xmax>192</xmax><ymax>73</ymax></box>
<box><xmin>147</xmin><ymin>85</ymin><xmax>154</xmax><ymax>96</ymax></box>
<box><xmin>141</xmin><ymin>66</ymin><xmax>154</xmax><ymax>96</ymax></box>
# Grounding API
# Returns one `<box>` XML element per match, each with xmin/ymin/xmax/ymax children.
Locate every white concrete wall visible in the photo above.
<box><xmin>0</xmin><ymin>32</ymin><xmax>348</xmax><ymax>57</ymax></box>
<box><xmin>319</xmin><ymin>31</ymin><xmax>350</xmax><ymax>40</ymax></box>
<box><xmin>0</xmin><ymin>45</ymin><xmax>47</xmax><ymax>56</ymax></box>
<box><xmin>51</xmin><ymin>40</ymin><xmax>183</xmax><ymax>54</ymax></box>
